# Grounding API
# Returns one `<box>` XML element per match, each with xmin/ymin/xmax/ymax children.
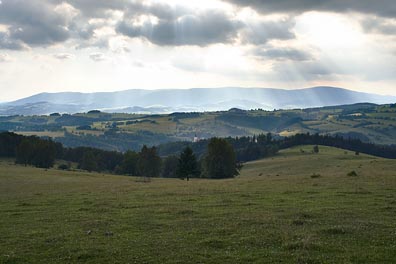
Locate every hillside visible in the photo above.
<box><xmin>1</xmin><ymin>145</ymin><xmax>395</xmax><ymax>263</ymax></box>
<box><xmin>1</xmin><ymin>87</ymin><xmax>395</xmax><ymax>115</ymax></box>
<box><xmin>1</xmin><ymin>103</ymin><xmax>396</xmax><ymax>151</ymax></box>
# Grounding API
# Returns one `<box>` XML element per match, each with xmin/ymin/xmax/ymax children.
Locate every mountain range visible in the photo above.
<box><xmin>1</xmin><ymin>86</ymin><xmax>395</xmax><ymax>115</ymax></box>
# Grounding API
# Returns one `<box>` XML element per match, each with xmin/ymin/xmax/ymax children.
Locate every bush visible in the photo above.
<box><xmin>313</xmin><ymin>145</ymin><xmax>319</xmax><ymax>153</ymax></box>
<box><xmin>310</xmin><ymin>173</ymin><xmax>321</xmax><ymax>178</ymax></box>
<box><xmin>347</xmin><ymin>170</ymin><xmax>358</xmax><ymax>176</ymax></box>
<box><xmin>58</xmin><ymin>164</ymin><xmax>70</xmax><ymax>170</ymax></box>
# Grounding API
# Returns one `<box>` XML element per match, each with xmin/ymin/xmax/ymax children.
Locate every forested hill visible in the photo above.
<box><xmin>1</xmin><ymin>103</ymin><xmax>396</xmax><ymax>151</ymax></box>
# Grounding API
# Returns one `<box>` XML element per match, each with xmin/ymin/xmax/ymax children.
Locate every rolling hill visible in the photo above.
<box><xmin>1</xmin><ymin>102</ymin><xmax>396</xmax><ymax>151</ymax></box>
<box><xmin>1</xmin><ymin>86</ymin><xmax>395</xmax><ymax>115</ymax></box>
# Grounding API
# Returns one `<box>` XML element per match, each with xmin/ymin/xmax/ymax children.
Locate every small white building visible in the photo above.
<box><xmin>193</xmin><ymin>134</ymin><xmax>200</xmax><ymax>143</ymax></box>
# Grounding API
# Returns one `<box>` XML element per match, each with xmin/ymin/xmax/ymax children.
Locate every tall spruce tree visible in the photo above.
<box><xmin>177</xmin><ymin>146</ymin><xmax>199</xmax><ymax>180</ymax></box>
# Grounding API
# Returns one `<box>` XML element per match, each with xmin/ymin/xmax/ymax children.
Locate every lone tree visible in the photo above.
<box><xmin>177</xmin><ymin>146</ymin><xmax>199</xmax><ymax>180</ymax></box>
<box><xmin>202</xmin><ymin>138</ymin><xmax>240</xmax><ymax>179</ymax></box>
<box><xmin>313</xmin><ymin>145</ymin><xmax>319</xmax><ymax>154</ymax></box>
<box><xmin>138</xmin><ymin>145</ymin><xmax>162</xmax><ymax>180</ymax></box>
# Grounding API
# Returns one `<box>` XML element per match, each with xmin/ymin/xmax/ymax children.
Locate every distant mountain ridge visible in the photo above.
<box><xmin>1</xmin><ymin>87</ymin><xmax>395</xmax><ymax>115</ymax></box>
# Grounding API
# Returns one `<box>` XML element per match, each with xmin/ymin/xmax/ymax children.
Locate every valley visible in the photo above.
<box><xmin>1</xmin><ymin>103</ymin><xmax>396</xmax><ymax>152</ymax></box>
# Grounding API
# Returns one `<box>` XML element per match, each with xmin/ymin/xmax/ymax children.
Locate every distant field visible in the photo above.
<box><xmin>2</xmin><ymin>103</ymin><xmax>396</xmax><ymax>150</ymax></box>
<box><xmin>15</xmin><ymin>131</ymin><xmax>65</xmax><ymax>138</ymax></box>
<box><xmin>1</xmin><ymin>146</ymin><xmax>396</xmax><ymax>263</ymax></box>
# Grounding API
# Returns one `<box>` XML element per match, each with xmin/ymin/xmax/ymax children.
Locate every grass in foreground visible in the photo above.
<box><xmin>1</xmin><ymin>146</ymin><xmax>396</xmax><ymax>263</ymax></box>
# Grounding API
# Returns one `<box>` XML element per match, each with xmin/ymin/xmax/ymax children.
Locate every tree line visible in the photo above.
<box><xmin>158</xmin><ymin>132</ymin><xmax>396</xmax><ymax>160</ymax></box>
<box><xmin>276</xmin><ymin>133</ymin><xmax>396</xmax><ymax>158</ymax></box>
<box><xmin>157</xmin><ymin>133</ymin><xmax>279</xmax><ymax>163</ymax></box>
<box><xmin>0</xmin><ymin>132</ymin><xmax>240</xmax><ymax>179</ymax></box>
<box><xmin>1</xmin><ymin>131</ymin><xmax>396</xmax><ymax>180</ymax></box>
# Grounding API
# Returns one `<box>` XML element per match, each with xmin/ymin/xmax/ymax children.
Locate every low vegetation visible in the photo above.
<box><xmin>1</xmin><ymin>146</ymin><xmax>395</xmax><ymax>263</ymax></box>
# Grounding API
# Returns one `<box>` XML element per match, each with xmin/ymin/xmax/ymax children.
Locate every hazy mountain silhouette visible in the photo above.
<box><xmin>1</xmin><ymin>87</ymin><xmax>395</xmax><ymax>115</ymax></box>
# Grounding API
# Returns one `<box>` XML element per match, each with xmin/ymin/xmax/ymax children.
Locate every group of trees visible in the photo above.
<box><xmin>161</xmin><ymin>138</ymin><xmax>241</xmax><ymax>180</ymax></box>
<box><xmin>0</xmin><ymin>132</ymin><xmax>240</xmax><ymax>179</ymax></box>
<box><xmin>0</xmin><ymin>132</ymin><xmax>62</xmax><ymax>168</ymax></box>
<box><xmin>2</xmin><ymin>130</ymin><xmax>396</xmax><ymax>178</ymax></box>
<box><xmin>16</xmin><ymin>138</ymin><xmax>57</xmax><ymax>168</ymax></box>
<box><xmin>141</xmin><ymin>138</ymin><xmax>240</xmax><ymax>179</ymax></box>
<box><xmin>158</xmin><ymin>133</ymin><xmax>278</xmax><ymax>163</ymax></box>
<box><xmin>71</xmin><ymin>137</ymin><xmax>241</xmax><ymax>179</ymax></box>
<box><xmin>88</xmin><ymin>138</ymin><xmax>240</xmax><ymax>179</ymax></box>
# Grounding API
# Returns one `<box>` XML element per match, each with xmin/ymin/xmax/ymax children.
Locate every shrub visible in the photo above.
<box><xmin>313</xmin><ymin>145</ymin><xmax>319</xmax><ymax>153</ymax></box>
<box><xmin>347</xmin><ymin>170</ymin><xmax>358</xmax><ymax>176</ymax></box>
<box><xmin>310</xmin><ymin>173</ymin><xmax>321</xmax><ymax>178</ymax></box>
<box><xmin>58</xmin><ymin>164</ymin><xmax>70</xmax><ymax>170</ymax></box>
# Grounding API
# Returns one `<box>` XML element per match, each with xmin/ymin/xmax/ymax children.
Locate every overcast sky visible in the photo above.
<box><xmin>0</xmin><ymin>0</ymin><xmax>396</xmax><ymax>101</ymax></box>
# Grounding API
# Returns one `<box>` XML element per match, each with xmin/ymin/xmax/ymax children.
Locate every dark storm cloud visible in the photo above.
<box><xmin>116</xmin><ymin>2</ymin><xmax>297</xmax><ymax>46</ymax></box>
<box><xmin>240</xmin><ymin>18</ymin><xmax>295</xmax><ymax>44</ymax></box>
<box><xmin>253</xmin><ymin>46</ymin><xmax>313</xmax><ymax>61</ymax></box>
<box><xmin>117</xmin><ymin>10</ymin><xmax>243</xmax><ymax>46</ymax></box>
<box><xmin>0</xmin><ymin>0</ymin><xmax>392</xmax><ymax>51</ymax></box>
<box><xmin>0</xmin><ymin>32</ymin><xmax>27</xmax><ymax>50</ymax></box>
<box><xmin>0</xmin><ymin>0</ymin><xmax>119</xmax><ymax>50</ymax></box>
<box><xmin>0</xmin><ymin>0</ymin><xmax>297</xmax><ymax>49</ymax></box>
<box><xmin>361</xmin><ymin>17</ymin><xmax>396</xmax><ymax>35</ymax></box>
<box><xmin>49</xmin><ymin>0</ymin><xmax>130</xmax><ymax>17</ymax></box>
<box><xmin>224</xmin><ymin>0</ymin><xmax>396</xmax><ymax>18</ymax></box>
<box><xmin>0</xmin><ymin>0</ymin><xmax>71</xmax><ymax>46</ymax></box>
<box><xmin>50</xmin><ymin>0</ymin><xmax>186</xmax><ymax>20</ymax></box>
<box><xmin>8</xmin><ymin>24</ymin><xmax>69</xmax><ymax>46</ymax></box>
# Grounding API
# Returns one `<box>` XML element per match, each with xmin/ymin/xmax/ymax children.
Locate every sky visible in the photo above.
<box><xmin>0</xmin><ymin>0</ymin><xmax>396</xmax><ymax>102</ymax></box>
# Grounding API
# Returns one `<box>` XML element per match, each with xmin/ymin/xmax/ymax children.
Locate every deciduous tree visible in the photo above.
<box><xmin>202</xmin><ymin>138</ymin><xmax>240</xmax><ymax>179</ymax></box>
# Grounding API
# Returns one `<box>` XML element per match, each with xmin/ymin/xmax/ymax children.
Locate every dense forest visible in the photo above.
<box><xmin>1</xmin><ymin>131</ymin><xmax>396</xmax><ymax>179</ymax></box>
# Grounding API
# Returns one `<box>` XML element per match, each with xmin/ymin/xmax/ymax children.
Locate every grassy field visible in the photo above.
<box><xmin>15</xmin><ymin>131</ymin><xmax>65</xmax><ymax>138</ymax></box>
<box><xmin>1</xmin><ymin>146</ymin><xmax>396</xmax><ymax>263</ymax></box>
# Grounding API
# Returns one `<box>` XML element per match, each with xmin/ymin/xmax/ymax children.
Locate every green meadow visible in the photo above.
<box><xmin>1</xmin><ymin>146</ymin><xmax>396</xmax><ymax>263</ymax></box>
